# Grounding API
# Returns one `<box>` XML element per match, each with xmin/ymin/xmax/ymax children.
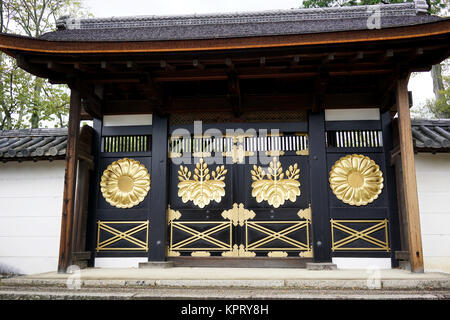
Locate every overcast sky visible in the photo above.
<box><xmin>82</xmin><ymin>0</ymin><xmax>435</xmax><ymax>115</ymax></box>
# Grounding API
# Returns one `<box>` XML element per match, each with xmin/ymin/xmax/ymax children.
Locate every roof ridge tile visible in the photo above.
<box><xmin>57</xmin><ymin>2</ymin><xmax>421</xmax><ymax>30</ymax></box>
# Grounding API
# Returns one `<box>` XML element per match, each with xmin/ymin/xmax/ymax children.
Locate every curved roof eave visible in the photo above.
<box><xmin>0</xmin><ymin>19</ymin><xmax>449</xmax><ymax>55</ymax></box>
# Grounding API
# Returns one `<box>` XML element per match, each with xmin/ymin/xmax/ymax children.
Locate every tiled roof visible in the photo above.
<box><xmin>411</xmin><ymin>119</ymin><xmax>450</xmax><ymax>151</ymax></box>
<box><xmin>39</xmin><ymin>1</ymin><xmax>440</xmax><ymax>42</ymax></box>
<box><xmin>0</xmin><ymin>128</ymin><xmax>67</xmax><ymax>161</ymax></box>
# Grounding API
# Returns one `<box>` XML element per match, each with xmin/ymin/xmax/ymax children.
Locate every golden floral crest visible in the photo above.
<box><xmin>329</xmin><ymin>154</ymin><xmax>384</xmax><ymax>206</ymax></box>
<box><xmin>100</xmin><ymin>158</ymin><xmax>151</xmax><ymax>209</ymax></box>
<box><xmin>251</xmin><ymin>157</ymin><xmax>301</xmax><ymax>208</ymax></box>
<box><xmin>177</xmin><ymin>158</ymin><xmax>227</xmax><ymax>208</ymax></box>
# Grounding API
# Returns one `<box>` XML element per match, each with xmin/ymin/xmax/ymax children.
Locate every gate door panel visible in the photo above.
<box><xmin>93</xmin><ymin>126</ymin><xmax>152</xmax><ymax>256</ymax></box>
<box><xmin>167</xmin><ymin>126</ymin><xmax>312</xmax><ymax>258</ymax></box>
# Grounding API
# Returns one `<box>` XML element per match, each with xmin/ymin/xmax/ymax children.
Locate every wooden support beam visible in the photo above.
<box><xmin>58</xmin><ymin>82</ymin><xmax>82</xmax><ymax>273</ymax></box>
<box><xmin>74</xmin><ymin>62</ymin><xmax>99</xmax><ymax>73</ymax></box>
<box><xmin>379</xmin><ymin>49</ymin><xmax>394</xmax><ymax>62</ymax></box>
<box><xmin>309</xmin><ymin>111</ymin><xmax>332</xmax><ymax>262</ymax></box>
<box><xmin>80</xmin><ymin>84</ymin><xmax>103</xmax><ymax>119</ymax></box>
<box><xmin>160</xmin><ymin>60</ymin><xmax>176</xmax><ymax>71</ymax></box>
<box><xmin>228</xmin><ymin>72</ymin><xmax>242</xmax><ymax>117</ymax></box>
<box><xmin>225</xmin><ymin>58</ymin><xmax>233</xmax><ymax>67</ymax></box>
<box><xmin>126</xmin><ymin>60</ymin><xmax>136</xmax><ymax>70</ymax></box>
<box><xmin>104</xmin><ymin>91</ymin><xmax>378</xmax><ymax>114</ymax></box>
<box><xmin>141</xmin><ymin>74</ymin><xmax>164</xmax><ymax>107</ymax></box>
<box><xmin>71</xmin><ymin>125</ymin><xmax>94</xmax><ymax>268</ymax></box>
<box><xmin>291</xmin><ymin>55</ymin><xmax>300</xmax><ymax>66</ymax></box>
<box><xmin>193</xmin><ymin>59</ymin><xmax>205</xmax><ymax>70</ymax></box>
<box><xmin>100</xmin><ymin>61</ymin><xmax>121</xmax><ymax>72</ymax></box>
<box><xmin>259</xmin><ymin>56</ymin><xmax>266</xmax><ymax>67</ymax></box>
<box><xmin>396</xmin><ymin>77</ymin><xmax>424</xmax><ymax>273</ymax></box>
<box><xmin>322</xmin><ymin>53</ymin><xmax>335</xmax><ymax>64</ymax></box>
<box><xmin>379</xmin><ymin>70</ymin><xmax>402</xmax><ymax>111</ymax></box>
<box><xmin>47</xmin><ymin>61</ymin><xmax>74</xmax><ymax>74</ymax></box>
<box><xmin>312</xmin><ymin>70</ymin><xmax>329</xmax><ymax>112</ymax></box>
<box><xmin>17</xmin><ymin>55</ymin><xmax>65</xmax><ymax>83</ymax></box>
<box><xmin>350</xmin><ymin>51</ymin><xmax>364</xmax><ymax>63</ymax></box>
<box><xmin>148</xmin><ymin>114</ymin><xmax>169</xmax><ymax>261</ymax></box>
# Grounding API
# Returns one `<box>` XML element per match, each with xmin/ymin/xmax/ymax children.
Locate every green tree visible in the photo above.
<box><xmin>0</xmin><ymin>0</ymin><xmax>89</xmax><ymax>130</ymax></box>
<box><xmin>301</xmin><ymin>0</ymin><xmax>450</xmax><ymax>119</ymax></box>
<box><xmin>425</xmin><ymin>61</ymin><xmax>450</xmax><ymax>118</ymax></box>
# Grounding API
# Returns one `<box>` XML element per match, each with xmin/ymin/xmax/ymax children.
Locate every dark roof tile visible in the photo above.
<box><xmin>39</xmin><ymin>1</ymin><xmax>440</xmax><ymax>42</ymax></box>
<box><xmin>0</xmin><ymin>128</ymin><xmax>67</xmax><ymax>160</ymax></box>
<box><xmin>411</xmin><ymin>119</ymin><xmax>450</xmax><ymax>151</ymax></box>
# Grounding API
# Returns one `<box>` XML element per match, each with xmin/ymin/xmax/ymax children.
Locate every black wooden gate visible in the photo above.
<box><xmin>167</xmin><ymin>123</ymin><xmax>313</xmax><ymax>262</ymax></box>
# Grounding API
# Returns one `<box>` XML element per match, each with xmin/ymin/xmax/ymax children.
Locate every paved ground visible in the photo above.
<box><xmin>5</xmin><ymin>267</ymin><xmax>450</xmax><ymax>280</ymax></box>
<box><xmin>1</xmin><ymin>267</ymin><xmax>449</xmax><ymax>300</ymax></box>
<box><xmin>1</xmin><ymin>285</ymin><xmax>450</xmax><ymax>300</ymax></box>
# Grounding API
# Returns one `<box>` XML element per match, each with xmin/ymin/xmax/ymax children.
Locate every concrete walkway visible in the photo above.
<box><xmin>2</xmin><ymin>267</ymin><xmax>450</xmax><ymax>290</ymax></box>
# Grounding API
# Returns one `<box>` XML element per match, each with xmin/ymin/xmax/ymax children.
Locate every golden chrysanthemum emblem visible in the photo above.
<box><xmin>100</xmin><ymin>158</ymin><xmax>151</xmax><ymax>209</ymax></box>
<box><xmin>329</xmin><ymin>154</ymin><xmax>384</xmax><ymax>206</ymax></box>
<box><xmin>251</xmin><ymin>157</ymin><xmax>301</xmax><ymax>208</ymax></box>
<box><xmin>177</xmin><ymin>158</ymin><xmax>227</xmax><ymax>208</ymax></box>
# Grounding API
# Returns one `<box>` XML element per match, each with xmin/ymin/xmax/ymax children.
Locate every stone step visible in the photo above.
<box><xmin>0</xmin><ymin>286</ymin><xmax>449</xmax><ymax>300</ymax></box>
<box><xmin>2</xmin><ymin>277</ymin><xmax>450</xmax><ymax>291</ymax></box>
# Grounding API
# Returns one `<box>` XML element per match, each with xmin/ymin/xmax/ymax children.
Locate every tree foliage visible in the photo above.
<box><xmin>301</xmin><ymin>0</ymin><xmax>450</xmax><ymax>119</ymax></box>
<box><xmin>302</xmin><ymin>0</ymin><xmax>448</xmax><ymax>15</ymax></box>
<box><xmin>0</xmin><ymin>0</ymin><xmax>89</xmax><ymax>130</ymax></box>
<box><xmin>425</xmin><ymin>61</ymin><xmax>450</xmax><ymax>118</ymax></box>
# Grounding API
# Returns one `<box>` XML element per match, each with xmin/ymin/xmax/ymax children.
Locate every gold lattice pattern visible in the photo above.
<box><xmin>245</xmin><ymin>221</ymin><xmax>312</xmax><ymax>256</ymax></box>
<box><xmin>167</xmin><ymin>204</ymin><xmax>312</xmax><ymax>257</ymax></box>
<box><xmin>168</xmin><ymin>221</ymin><xmax>233</xmax><ymax>256</ymax></box>
<box><xmin>96</xmin><ymin>221</ymin><xmax>149</xmax><ymax>251</ymax></box>
<box><xmin>331</xmin><ymin>219</ymin><xmax>390</xmax><ymax>251</ymax></box>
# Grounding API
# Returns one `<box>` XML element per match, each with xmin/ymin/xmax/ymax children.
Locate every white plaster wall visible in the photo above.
<box><xmin>0</xmin><ymin>161</ymin><xmax>65</xmax><ymax>275</ymax></box>
<box><xmin>415</xmin><ymin>153</ymin><xmax>450</xmax><ymax>273</ymax></box>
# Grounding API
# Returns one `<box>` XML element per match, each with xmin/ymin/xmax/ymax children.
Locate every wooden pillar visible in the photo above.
<box><xmin>148</xmin><ymin>114</ymin><xmax>169</xmax><ymax>261</ymax></box>
<box><xmin>396</xmin><ymin>77</ymin><xmax>424</xmax><ymax>273</ymax></box>
<box><xmin>58</xmin><ymin>85</ymin><xmax>81</xmax><ymax>273</ymax></box>
<box><xmin>308</xmin><ymin>111</ymin><xmax>332</xmax><ymax>262</ymax></box>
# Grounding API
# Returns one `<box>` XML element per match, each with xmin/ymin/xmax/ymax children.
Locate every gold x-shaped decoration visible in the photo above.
<box><xmin>245</xmin><ymin>221</ymin><xmax>310</xmax><ymax>251</ymax></box>
<box><xmin>331</xmin><ymin>219</ymin><xmax>390</xmax><ymax>251</ymax></box>
<box><xmin>96</xmin><ymin>221</ymin><xmax>149</xmax><ymax>251</ymax></box>
<box><xmin>170</xmin><ymin>221</ymin><xmax>232</xmax><ymax>252</ymax></box>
